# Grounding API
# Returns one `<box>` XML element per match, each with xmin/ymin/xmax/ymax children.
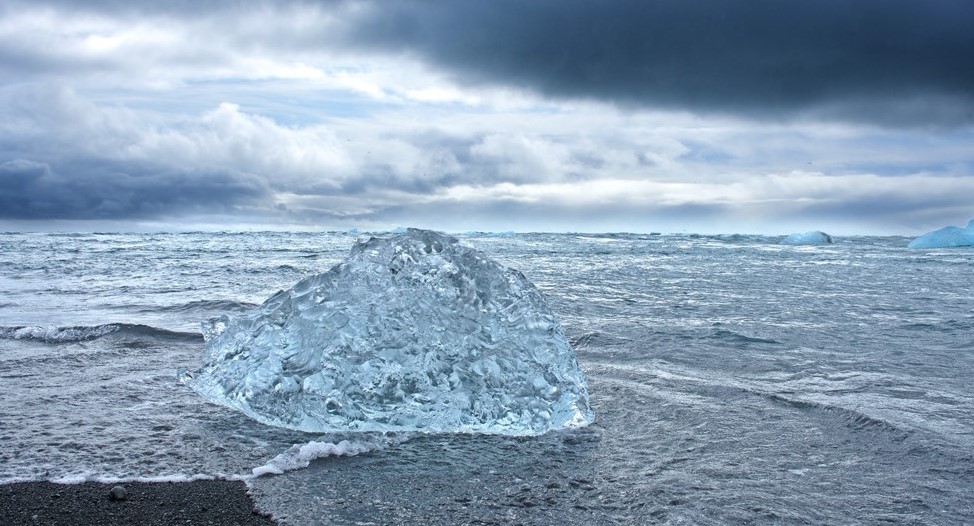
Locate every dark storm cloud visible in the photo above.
<box><xmin>0</xmin><ymin>159</ymin><xmax>267</xmax><ymax>220</ymax></box>
<box><xmin>6</xmin><ymin>0</ymin><xmax>972</xmax><ymax>125</ymax></box>
<box><xmin>341</xmin><ymin>0</ymin><xmax>974</xmax><ymax>126</ymax></box>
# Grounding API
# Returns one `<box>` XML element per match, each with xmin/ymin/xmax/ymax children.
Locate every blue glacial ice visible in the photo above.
<box><xmin>182</xmin><ymin>229</ymin><xmax>593</xmax><ymax>435</ymax></box>
<box><xmin>780</xmin><ymin>231</ymin><xmax>833</xmax><ymax>245</ymax></box>
<box><xmin>908</xmin><ymin>220</ymin><xmax>974</xmax><ymax>249</ymax></box>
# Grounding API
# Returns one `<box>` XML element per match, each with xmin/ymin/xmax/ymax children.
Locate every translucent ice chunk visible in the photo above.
<box><xmin>908</xmin><ymin>219</ymin><xmax>974</xmax><ymax>249</ymax></box>
<box><xmin>183</xmin><ymin>229</ymin><xmax>593</xmax><ymax>435</ymax></box>
<box><xmin>781</xmin><ymin>231</ymin><xmax>833</xmax><ymax>245</ymax></box>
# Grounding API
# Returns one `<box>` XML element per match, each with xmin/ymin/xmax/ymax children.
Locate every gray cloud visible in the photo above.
<box><xmin>2</xmin><ymin>83</ymin><xmax>972</xmax><ymax>231</ymax></box>
<box><xmin>339</xmin><ymin>0</ymin><xmax>974</xmax><ymax>126</ymax></box>
<box><xmin>0</xmin><ymin>158</ymin><xmax>267</xmax><ymax>220</ymax></box>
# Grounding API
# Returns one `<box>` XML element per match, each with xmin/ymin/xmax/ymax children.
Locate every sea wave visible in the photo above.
<box><xmin>0</xmin><ymin>323</ymin><xmax>201</xmax><ymax>343</ymax></box>
<box><xmin>141</xmin><ymin>299</ymin><xmax>259</xmax><ymax>314</ymax></box>
<box><xmin>764</xmin><ymin>393</ymin><xmax>909</xmax><ymax>437</ymax></box>
<box><xmin>709</xmin><ymin>328</ymin><xmax>782</xmax><ymax>346</ymax></box>
<box><xmin>569</xmin><ymin>331</ymin><xmax>633</xmax><ymax>349</ymax></box>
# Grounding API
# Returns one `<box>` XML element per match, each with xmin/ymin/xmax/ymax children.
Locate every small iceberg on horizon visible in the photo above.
<box><xmin>908</xmin><ymin>219</ymin><xmax>974</xmax><ymax>249</ymax></box>
<box><xmin>780</xmin><ymin>231</ymin><xmax>833</xmax><ymax>246</ymax></box>
<box><xmin>182</xmin><ymin>228</ymin><xmax>593</xmax><ymax>436</ymax></box>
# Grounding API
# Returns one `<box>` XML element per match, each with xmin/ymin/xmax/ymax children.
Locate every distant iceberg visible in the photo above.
<box><xmin>183</xmin><ymin>228</ymin><xmax>593</xmax><ymax>436</ymax></box>
<box><xmin>780</xmin><ymin>231</ymin><xmax>833</xmax><ymax>245</ymax></box>
<box><xmin>908</xmin><ymin>220</ymin><xmax>974</xmax><ymax>249</ymax></box>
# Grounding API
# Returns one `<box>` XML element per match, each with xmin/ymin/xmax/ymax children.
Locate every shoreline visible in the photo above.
<box><xmin>0</xmin><ymin>480</ymin><xmax>275</xmax><ymax>525</ymax></box>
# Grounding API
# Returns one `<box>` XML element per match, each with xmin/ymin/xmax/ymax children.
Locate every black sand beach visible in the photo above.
<box><xmin>0</xmin><ymin>480</ymin><xmax>275</xmax><ymax>525</ymax></box>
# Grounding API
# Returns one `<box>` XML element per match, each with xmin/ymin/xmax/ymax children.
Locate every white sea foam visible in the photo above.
<box><xmin>251</xmin><ymin>436</ymin><xmax>401</xmax><ymax>478</ymax></box>
<box><xmin>45</xmin><ymin>473</ymin><xmax>248</xmax><ymax>485</ymax></box>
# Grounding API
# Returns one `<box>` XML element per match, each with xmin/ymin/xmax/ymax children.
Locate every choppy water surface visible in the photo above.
<box><xmin>1</xmin><ymin>232</ymin><xmax>973</xmax><ymax>524</ymax></box>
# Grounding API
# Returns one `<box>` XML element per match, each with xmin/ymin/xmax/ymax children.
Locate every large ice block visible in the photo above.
<box><xmin>780</xmin><ymin>231</ymin><xmax>833</xmax><ymax>245</ymax></box>
<box><xmin>908</xmin><ymin>220</ymin><xmax>974</xmax><ymax>249</ymax></box>
<box><xmin>183</xmin><ymin>229</ymin><xmax>593</xmax><ymax>435</ymax></box>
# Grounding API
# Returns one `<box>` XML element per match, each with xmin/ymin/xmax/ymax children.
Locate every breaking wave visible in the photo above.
<box><xmin>250</xmin><ymin>435</ymin><xmax>406</xmax><ymax>478</ymax></box>
<box><xmin>0</xmin><ymin>323</ymin><xmax>201</xmax><ymax>343</ymax></box>
<box><xmin>143</xmin><ymin>299</ymin><xmax>260</xmax><ymax>314</ymax></box>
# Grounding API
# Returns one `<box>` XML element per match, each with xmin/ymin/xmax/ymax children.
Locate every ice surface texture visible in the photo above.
<box><xmin>184</xmin><ymin>229</ymin><xmax>593</xmax><ymax>435</ymax></box>
<box><xmin>908</xmin><ymin>220</ymin><xmax>974</xmax><ymax>249</ymax></box>
<box><xmin>781</xmin><ymin>231</ymin><xmax>833</xmax><ymax>245</ymax></box>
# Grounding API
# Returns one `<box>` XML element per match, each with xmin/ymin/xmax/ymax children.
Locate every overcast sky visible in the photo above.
<box><xmin>1</xmin><ymin>0</ymin><xmax>972</xmax><ymax>234</ymax></box>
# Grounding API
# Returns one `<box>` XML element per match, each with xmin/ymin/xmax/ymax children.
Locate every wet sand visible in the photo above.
<box><xmin>0</xmin><ymin>480</ymin><xmax>275</xmax><ymax>525</ymax></box>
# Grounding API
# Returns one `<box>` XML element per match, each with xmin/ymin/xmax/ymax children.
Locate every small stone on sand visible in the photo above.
<box><xmin>108</xmin><ymin>485</ymin><xmax>128</xmax><ymax>501</ymax></box>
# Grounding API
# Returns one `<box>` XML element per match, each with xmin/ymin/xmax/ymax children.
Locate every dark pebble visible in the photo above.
<box><xmin>108</xmin><ymin>485</ymin><xmax>127</xmax><ymax>501</ymax></box>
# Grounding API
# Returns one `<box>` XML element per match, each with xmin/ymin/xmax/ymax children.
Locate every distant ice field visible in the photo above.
<box><xmin>1</xmin><ymin>231</ymin><xmax>973</xmax><ymax>524</ymax></box>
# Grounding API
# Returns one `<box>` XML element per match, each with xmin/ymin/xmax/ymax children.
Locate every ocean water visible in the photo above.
<box><xmin>1</xmin><ymin>231</ymin><xmax>973</xmax><ymax>525</ymax></box>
